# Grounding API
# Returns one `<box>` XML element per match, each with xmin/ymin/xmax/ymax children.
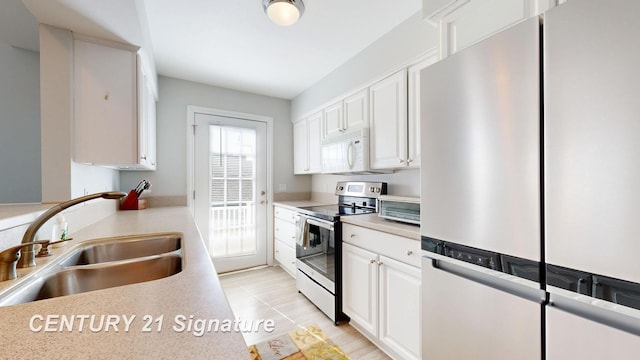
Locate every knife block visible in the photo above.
<box><xmin>120</xmin><ymin>190</ymin><xmax>147</xmax><ymax>210</ymax></box>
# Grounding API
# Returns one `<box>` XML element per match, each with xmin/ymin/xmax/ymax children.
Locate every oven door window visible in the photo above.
<box><xmin>296</xmin><ymin>221</ymin><xmax>335</xmax><ymax>282</ymax></box>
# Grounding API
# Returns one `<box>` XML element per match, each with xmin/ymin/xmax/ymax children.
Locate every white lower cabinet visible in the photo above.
<box><xmin>273</xmin><ymin>205</ymin><xmax>299</xmax><ymax>277</ymax></box>
<box><xmin>342</xmin><ymin>224</ymin><xmax>421</xmax><ymax>360</ymax></box>
<box><xmin>274</xmin><ymin>239</ymin><xmax>296</xmax><ymax>277</ymax></box>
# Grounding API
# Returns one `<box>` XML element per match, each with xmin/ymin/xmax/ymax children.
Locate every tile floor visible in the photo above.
<box><xmin>219</xmin><ymin>266</ymin><xmax>391</xmax><ymax>359</ymax></box>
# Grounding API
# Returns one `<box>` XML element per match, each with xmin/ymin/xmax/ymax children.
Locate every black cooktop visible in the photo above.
<box><xmin>297</xmin><ymin>204</ymin><xmax>375</xmax><ymax>222</ymax></box>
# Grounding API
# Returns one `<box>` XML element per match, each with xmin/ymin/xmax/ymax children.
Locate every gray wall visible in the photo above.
<box><xmin>291</xmin><ymin>12</ymin><xmax>438</xmax><ymax>196</ymax></box>
<box><xmin>292</xmin><ymin>11</ymin><xmax>438</xmax><ymax>119</ymax></box>
<box><xmin>0</xmin><ymin>43</ymin><xmax>41</xmax><ymax>203</ymax></box>
<box><xmin>120</xmin><ymin>76</ymin><xmax>307</xmax><ymax>198</ymax></box>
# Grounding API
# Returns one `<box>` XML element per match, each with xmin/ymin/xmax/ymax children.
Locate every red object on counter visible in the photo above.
<box><xmin>120</xmin><ymin>190</ymin><xmax>147</xmax><ymax>210</ymax></box>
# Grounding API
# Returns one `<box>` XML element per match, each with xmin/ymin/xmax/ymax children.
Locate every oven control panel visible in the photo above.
<box><xmin>335</xmin><ymin>181</ymin><xmax>387</xmax><ymax>198</ymax></box>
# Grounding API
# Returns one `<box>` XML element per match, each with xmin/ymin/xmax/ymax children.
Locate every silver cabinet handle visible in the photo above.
<box><xmin>399</xmin><ymin>159</ymin><xmax>405</xmax><ymax>163</ymax></box>
<box><xmin>407</xmin><ymin>250</ymin><xmax>413</xmax><ymax>256</ymax></box>
<box><xmin>407</xmin><ymin>158</ymin><xmax>413</xmax><ymax>164</ymax></box>
<box><xmin>350</xmin><ymin>234</ymin><xmax>356</xmax><ymax>238</ymax></box>
<box><xmin>370</xmin><ymin>259</ymin><xmax>376</xmax><ymax>264</ymax></box>
<box><xmin>377</xmin><ymin>261</ymin><xmax>383</xmax><ymax>266</ymax></box>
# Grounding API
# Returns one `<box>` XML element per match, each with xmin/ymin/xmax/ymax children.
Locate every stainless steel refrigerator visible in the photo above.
<box><xmin>544</xmin><ymin>0</ymin><xmax>640</xmax><ymax>358</ymax></box>
<box><xmin>420</xmin><ymin>0</ymin><xmax>640</xmax><ymax>358</ymax></box>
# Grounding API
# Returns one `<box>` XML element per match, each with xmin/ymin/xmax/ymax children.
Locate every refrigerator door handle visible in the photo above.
<box><xmin>548</xmin><ymin>286</ymin><xmax>640</xmax><ymax>337</ymax></box>
<box><xmin>424</xmin><ymin>253</ymin><xmax>546</xmax><ymax>304</ymax></box>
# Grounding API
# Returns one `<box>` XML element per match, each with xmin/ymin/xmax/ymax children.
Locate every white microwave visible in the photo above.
<box><xmin>321</xmin><ymin>128</ymin><xmax>389</xmax><ymax>175</ymax></box>
<box><xmin>378</xmin><ymin>195</ymin><xmax>421</xmax><ymax>225</ymax></box>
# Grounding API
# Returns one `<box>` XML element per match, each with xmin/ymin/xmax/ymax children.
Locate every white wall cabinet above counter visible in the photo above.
<box><xmin>293</xmin><ymin>50</ymin><xmax>437</xmax><ymax>174</ymax></box>
<box><xmin>293</xmin><ymin>111</ymin><xmax>322</xmax><ymax>174</ymax></box>
<box><xmin>424</xmin><ymin>0</ymin><xmax>558</xmax><ymax>59</ymax></box>
<box><xmin>324</xmin><ymin>89</ymin><xmax>369</xmax><ymax>139</ymax></box>
<box><xmin>73</xmin><ymin>35</ymin><xmax>157</xmax><ymax>171</ymax></box>
<box><xmin>369</xmin><ymin>52</ymin><xmax>437</xmax><ymax>171</ymax></box>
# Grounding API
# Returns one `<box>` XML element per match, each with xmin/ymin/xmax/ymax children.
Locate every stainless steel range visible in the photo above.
<box><xmin>295</xmin><ymin>181</ymin><xmax>387</xmax><ymax>324</ymax></box>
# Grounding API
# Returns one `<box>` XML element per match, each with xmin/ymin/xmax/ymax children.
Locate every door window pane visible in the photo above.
<box><xmin>209</xmin><ymin>125</ymin><xmax>257</xmax><ymax>258</ymax></box>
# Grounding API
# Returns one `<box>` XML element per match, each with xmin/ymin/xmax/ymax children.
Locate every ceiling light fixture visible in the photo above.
<box><xmin>263</xmin><ymin>0</ymin><xmax>305</xmax><ymax>26</ymax></box>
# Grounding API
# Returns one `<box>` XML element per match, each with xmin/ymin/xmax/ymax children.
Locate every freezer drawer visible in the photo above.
<box><xmin>422</xmin><ymin>256</ymin><xmax>543</xmax><ymax>359</ymax></box>
<box><xmin>547</xmin><ymin>307</ymin><xmax>640</xmax><ymax>359</ymax></box>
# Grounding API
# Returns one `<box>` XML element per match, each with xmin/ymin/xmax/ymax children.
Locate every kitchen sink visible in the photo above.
<box><xmin>60</xmin><ymin>232</ymin><xmax>182</xmax><ymax>266</ymax></box>
<box><xmin>0</xmin><ymin>232</ymin><xmax>184</xmax><ymax>307</ymax></box>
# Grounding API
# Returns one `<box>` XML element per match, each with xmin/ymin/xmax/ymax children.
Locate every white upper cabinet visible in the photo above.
<box><xmin>137</xmin><ymin>62</ymin><xmax>157</xmax><ymax>170</ymax></box>
<box><xmin>407</xmin><ymin>54</ymin><xmax>438</xmax><ymax>169</ymax></box>
<box><xmin>293</xmin><ymin>111</ymin><xmax>322</xmax><ymax>174</ymax></box>
<box><xmin>435</xmin><ymin>0</ymin><xmax>556</xmax><ymax>59</ymax></box>
<box><xmin>343</xmin><ymin>89</ymin><xmax>369</xmax><ymax>132</ymax></box>
<box><xmin>323</xmin><ymin>88</ymin><xmax>369</xmax><ymax>139</ymax></box>
<box><xmin>323</xmin><ymin>101</ymin><xmax>343</xmax><ymax>138</ymax></box>
<box><xmin>73</xmin><ymin>36</ymin><xmax>156</xmax><ymax>170</ymax></box>
<box><xmin>369</xmin><ymin>70</ymin><xmax>408</xmax><ymax>169</ymax></box>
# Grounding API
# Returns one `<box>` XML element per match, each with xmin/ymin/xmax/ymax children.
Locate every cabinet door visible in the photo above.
<box><xmin>342</xmin><ymin>242</ymin><xmax>378</xmax><ymax>335</ymax></box>
<box><xmin>74</xmin><ymin>39</ymin><xmax>138</xmax><ymax>165</ymax></box>
<box><xmin>407</xmin><ymin>56</ymin><xmax>437</xmax><ymax>169</ymax></box>
<box><xmin>379</xmin><ymin>256</ymin><xmax>421</xmax><ymax>360</ymax></box>
<box><xmin>293</xmin><ymin>119</ymin><xmax>309</xmax><ymax>174</ymax></box>
<box><xmin>438</xmin><ymin>0</ymin><xmax>535</xmax><ymax>58</ymax></box>
<box><xmin>370</xmin><ymin>70</ymin><xmax>408</xmax><ymax>169</ymax></box>
<box><xmin>275</xmin><ymin>240</ymin><xmax>296</xmax><ymax>278</ymax></box>
<box><xmin>324</xmin><ymin>101</ymin><xmax>343</xmax><ymax>138</ymax></box>
<box><xmin>343</xmin><ymin>89</ymin><xmax>368</xmax><ymax>132</ymax></box>
<box><xmin>307</xmin><ymin>112</ymin><xmax>323</xmax><ymax>173</ymax></box>
<box><xmin>137</xmin><ymin>64</ymin><xmax>156</xmax><ymax>170</ymax></box>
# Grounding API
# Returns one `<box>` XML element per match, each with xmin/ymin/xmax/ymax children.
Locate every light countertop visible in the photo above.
<box><xmin>0</xmin><ymin>207</ymin><xmax>249</xmax><ymax>359</ymax></box>
<box><xmin>340</xmin><ymin>213</ymin><xmax>421</xmax><ymax>240</ymax></box>
<box><xmin>273</xmin><ymin>200</ymin><xmax>333</xmax><ymax>210</ymax></box>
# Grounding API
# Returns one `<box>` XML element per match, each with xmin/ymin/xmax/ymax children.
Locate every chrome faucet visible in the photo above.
<box><xmin>16</xmin><ymin>191</ymin><xmax>127</xmax><ymax>269</ymax></box>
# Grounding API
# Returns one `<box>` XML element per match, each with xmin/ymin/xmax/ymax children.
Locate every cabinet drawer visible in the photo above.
<box><xmin>343</xmin><ymin>223</ymin><xmax>421</xmax><ymax>268</ymax></box>
<box><xmin>275</xmin><ymin>240</ymin><xmax>296</xmax><ymax>277</ymax></box>
<box><xmin>274</xmin><ymin>206</ymin><xmax>299</xmax><ymax>223</ymax></box>
<box><xmin>274</xmin><ymin>218</ymin><xmax>298</xmax><ymax>245</ymax></box>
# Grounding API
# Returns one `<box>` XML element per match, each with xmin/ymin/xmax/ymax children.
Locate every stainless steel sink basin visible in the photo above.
<box><xmin>42</xmin><ymin>255</ymin><xmax>181</xmax><ymax>299</ymax></box>
<box><xmin>0</xmin><ymin>254</ymin><xmax>182</xmax><ymax>306</ymax></box>
<box><xmin>0</xmin><ymin>232</ymin><xmax>184</xmax><ymax>307</ymax></box>
<box><xmin>60</xmin><ymin>232</ymin><xmax>181</xmax><ymax>266</ymax></box>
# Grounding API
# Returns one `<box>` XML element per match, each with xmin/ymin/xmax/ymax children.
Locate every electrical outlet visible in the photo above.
<box><xmin>278</xmin><ymin>184</ymin><xmax>287</xmax><ymax>192</ymax></box>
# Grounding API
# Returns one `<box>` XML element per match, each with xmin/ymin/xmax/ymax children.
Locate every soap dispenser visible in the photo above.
<box><xmin>50</xmin><ymin>214</ymin><xmax>68</xmax><ymax>247</ymax></box>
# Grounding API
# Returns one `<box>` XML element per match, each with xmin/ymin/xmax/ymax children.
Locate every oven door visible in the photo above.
<box><xmin>296</xmin><ymin>215</ymin><xmax>336</xmax><ymax>285</ymax></box>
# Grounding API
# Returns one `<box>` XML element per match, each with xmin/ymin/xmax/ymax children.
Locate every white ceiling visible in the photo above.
<box><xmin>13</xmin><ymin>0</ymin><xmax>422</xmax><ymax>99</ymax></box>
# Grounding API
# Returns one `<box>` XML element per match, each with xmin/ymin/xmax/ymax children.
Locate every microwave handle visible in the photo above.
<box><xmin>347</xmin><ymin>141</ymin><xmax>354</xmax><ymax>169</ymax></box>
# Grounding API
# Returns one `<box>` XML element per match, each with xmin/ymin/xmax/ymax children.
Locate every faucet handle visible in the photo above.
<box><xmin>16</xmin><ymin>240</ymin><xmax>50</xmax><ymax>269</ymax></box>
<box><xmin>0</xmin><ymin>241</ymin><xmax>49</xmax><ymax>281</ymax></box>
<box><xmin>37</xmin><ymin>238</ymin><xmax>74</xmax><ymax>257</ymax></box>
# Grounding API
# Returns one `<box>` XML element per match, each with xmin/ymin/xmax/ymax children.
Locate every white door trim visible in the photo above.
<box><xmin>187</xmin><ymin>105</ymin><xmax>274</xmax><ymax>266</ymax></box>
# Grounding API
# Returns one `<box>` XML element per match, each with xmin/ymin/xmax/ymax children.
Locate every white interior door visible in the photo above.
<box><xmin>194</xmin><ymin>113</ymin><xmax>268</xmax><ymax>273</ymax></box>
